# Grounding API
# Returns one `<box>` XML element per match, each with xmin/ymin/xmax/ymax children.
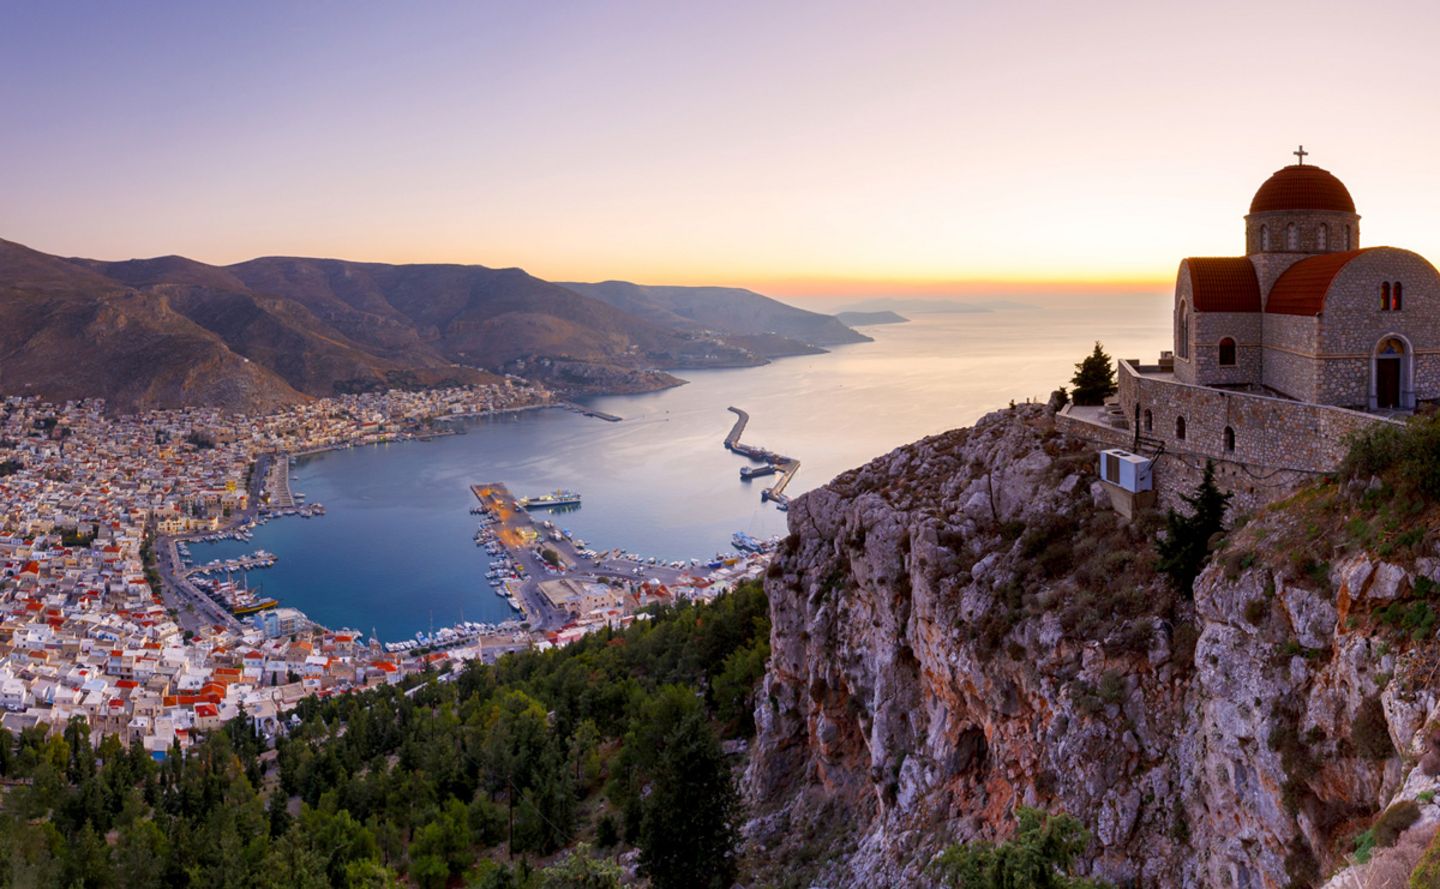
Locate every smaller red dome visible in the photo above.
<box><xmin>1250</xmin><ymin>165</ymin><xmax>1355</xmax><ymax>214</ymax></box>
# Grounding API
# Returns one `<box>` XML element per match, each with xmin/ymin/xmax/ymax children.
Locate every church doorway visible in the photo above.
<box><xmin>1372</xmin><ymin>337</ymin><xmax>1409</xmax><ymax>411</ymax></box>
<box><xmin>1377</xmin><ymin>358</ymin><xmax>1400</xmax><ymax>409</ymax></box>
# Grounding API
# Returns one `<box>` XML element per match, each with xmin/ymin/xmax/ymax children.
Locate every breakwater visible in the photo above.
<box><xmin>724</xmin><ymin>406</ymin><xmax>800</xmax><ymax>510</ymax></box>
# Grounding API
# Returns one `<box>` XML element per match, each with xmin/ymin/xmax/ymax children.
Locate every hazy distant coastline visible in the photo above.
<box><xmin>835</xmin><ymin>297</ymin><xmax>1036</xmax><ymax>315</ymax></box>
<box><xmin>834</xmin><ymin>310</ymin><xmax>908</xmax><ymax>326</ymax></box>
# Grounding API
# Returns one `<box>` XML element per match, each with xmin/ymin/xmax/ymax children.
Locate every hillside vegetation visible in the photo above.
<box><xmin>0</xmin><ymin>583</ymin><xmax>769</xmax><ymax>888</ymax></box>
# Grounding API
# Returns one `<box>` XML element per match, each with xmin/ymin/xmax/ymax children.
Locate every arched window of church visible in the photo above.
<box><xmin>1175</xmin><ymin>416</ymin><xmax>1186</xmax><ymax>441</ymax></box>
<box><xmin>1317</xmin><ymin>224</ymin><xmax>1328</xmax><ymax>251</ymax></box>
<box><xmin>1218</xmin><ymin>337</ymin><xmax>1236</xmax><ymax>367</ymax></box>
<box><xmin>1394</xmin><ymin>282</ymin><xmax>1403</xmax><ymax>311</ymax></box>
<box><xmin>1260</xmin><ymin>226</ymin><xmax>1270</xmax><ymax>251</ymax></box>
<box><xmin>1286</xmin><ymin>223</ymin><xmax>1298</xmax><ymax>251</ymax></box>
<box><xmin>1143</xmin><ymin>409</ymin><xmax>1152</xmax><ymax>432</ymax></box>
<box><xmin>1381</xmin><ymin>282</ymin><xmax>1391</xmax><ymax>311</ymax></box>
<box><xmin>1178</xmin><ymin>302</ymin><xmax>1190</xmax><ymax>359</ymax></box>
<box><xmin>1224</xmin><ymin>426</ymin><xmax>1235</xmax><ymax>453</ymax></box>
<box><xmin>1345</xmin><ymin>225</ymin><xmax>1352</xmax><ymax>250</ymax></box>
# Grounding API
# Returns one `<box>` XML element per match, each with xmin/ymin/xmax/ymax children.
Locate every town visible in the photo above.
<box><xmin>0</xmin><ymin>380</ymin><xmax>773</xmax><ymax>757</ymax></box>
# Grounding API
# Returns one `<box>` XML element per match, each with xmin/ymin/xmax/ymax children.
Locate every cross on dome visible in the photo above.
<box><xmin>1293</xmin><ymin>145</ymin><xmax>1308</xmax><ymax>165</ymax></box>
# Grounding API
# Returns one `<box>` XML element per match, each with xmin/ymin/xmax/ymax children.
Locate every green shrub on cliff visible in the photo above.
<box><xmin>931</xmin><ymin>807</ymin><xmax>1113</xmax><ymax>888</ymax></box>
<box><xmin>1409</xmin><ymin>827</ymin><xmax>1440</xmax><ymax>887</ymax></box>
<box><xmin>1343</xmin><ymin>412</ymin><xmax>1440</xmax><ymax>500</ymax></box>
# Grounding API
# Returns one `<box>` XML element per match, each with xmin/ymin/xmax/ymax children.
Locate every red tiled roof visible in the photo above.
<box><xmin>1184</xmin><ymin>257</ymin><xmax>1262</xmax><ymax>313</ymax></box>
<box><xmin>1250</xmin><ymin>165</ymin><xmax>1355</xmax><ymax>214</ymax></box>
<box><xmin>1266</xmin><ymin>249</ymin><xmax>1374</xmax><ymax>315</ymax></box>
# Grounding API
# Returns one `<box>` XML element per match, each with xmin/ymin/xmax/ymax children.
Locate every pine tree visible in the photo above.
<box><xmin>638</xmin><ymin>711</ymin><xmax>739</xmax><ymax>889</ymax></box>
<box><xmin>1070</xmin><ymin>342</ymin><xmax>1118</xmax><ymax>406</ymax></box>
<box><xmin>1155</xmin><ymin>461</ymin><xmax>1232</xmax><ymax>594</ymax></box>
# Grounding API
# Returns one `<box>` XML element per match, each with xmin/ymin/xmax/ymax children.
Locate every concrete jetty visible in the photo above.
<box><xmin>723</xmin><ymin>407</ymin><xmax>799</xmax><ymax>510</ymax></box>
<box><xmin>266</xmin><ymin>457</ymin><xmax>295</xmax><ymax>509</ymax></box>
<box><xmin>563</xmin><ymin>402</ymin><xmax>623</xmax><ymax>422</ymax></box>
<box><xmin>725</xmin><ymin>407</ymin><xmax>749</xmax><ymax>450</ymax></box>
<box><xmin>762</xmin><ymin>459</ymin><xmax>800</xmax><ymax>506</ymax></box>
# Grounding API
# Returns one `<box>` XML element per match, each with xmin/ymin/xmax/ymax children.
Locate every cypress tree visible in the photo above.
<box><xmin>1156</xmin><ymin>461</ymin><xmax>1231</xmax><ymax>594</ymax></box>
<box><xmin>1070</xmin><ymin>342</ymin><xmax>1118</xmax><ymax>406</ymax></box>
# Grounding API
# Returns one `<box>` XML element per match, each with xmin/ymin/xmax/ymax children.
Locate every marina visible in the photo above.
<box><xmin>183</xmin><ymin>549</ymin><xmax>278</xmax><ymax>576</ymax></box>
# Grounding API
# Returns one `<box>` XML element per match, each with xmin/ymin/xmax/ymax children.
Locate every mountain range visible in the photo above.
<box><xmin>0</xmin><ymin>238</ymin><xmax>868</xmax><ymax>413</ymax></box>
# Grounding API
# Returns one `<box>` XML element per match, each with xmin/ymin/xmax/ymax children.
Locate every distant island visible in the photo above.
<box><xmin>834</xmin><ymin>310</ymin><xmax>908</xmax><ymax>327</ymax></box>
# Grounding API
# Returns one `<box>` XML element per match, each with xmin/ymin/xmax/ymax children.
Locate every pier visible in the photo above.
<box><xmin>470</xmin><ymin>482</ymin><xmax>704</xmax><ymax>632</ymax></box>
<box><xmin>762</xmin><ymin>459</ymin><xmax>800</xmax><ymax>508</ymax></box>
<box><xmin>266</xmin><ymin>456</ymin><xmax>295</xmax><ymax>509</ymax></box>
<box><xmin>562</xmin><ymin>402</ymin><xmax>623</xmax><ymax>423</ymax></box>
<box><xmin>725</xmin><ymin>407</ymin><xmax>749</xmax><ymax>450</ymax></box>
<box><xmin>724</xmin><ymin>406</ymin><xmax>800</xmax><ymax>510</ymax></box>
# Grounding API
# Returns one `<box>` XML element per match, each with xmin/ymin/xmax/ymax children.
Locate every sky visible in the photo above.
<box><xmin>4</xmin><ymin>0</ymin><xmax>1440</xmax><ymax>299</ymax></box>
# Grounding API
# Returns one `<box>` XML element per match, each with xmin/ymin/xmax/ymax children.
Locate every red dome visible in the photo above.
<box><xmin>1250</xmin><ymin>165</ymin><xmax>1355</xmax><ymax>214</ymax></box>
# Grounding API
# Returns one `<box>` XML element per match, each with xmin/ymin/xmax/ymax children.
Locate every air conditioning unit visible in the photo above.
<box><xmin>1099</xmin><ymin>448</ymin><xmax>1153</xmax><ymax>493</ymax></box>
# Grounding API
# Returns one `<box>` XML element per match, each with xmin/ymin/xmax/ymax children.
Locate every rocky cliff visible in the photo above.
<box><xmin>745</xmin><ymin>403</ymin><xmax>1440</xmax><ymax>888</ymax></box>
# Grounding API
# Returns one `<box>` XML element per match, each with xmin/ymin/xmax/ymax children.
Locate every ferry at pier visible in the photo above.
<box><xmin>732</xmin><ymin>532</ymin><xmax>763</xmax><ymax>552</ymax></box>
<box><xmin>517</xmin><ymin>489</ymin><xmax>582</xmax><ymax>509</ymax></box>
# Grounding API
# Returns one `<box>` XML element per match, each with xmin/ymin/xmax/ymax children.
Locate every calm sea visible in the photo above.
<box><xmin>189</xmin><ymin>298</ymin><xmax>1169</xmax><ymax>641</ymax></box>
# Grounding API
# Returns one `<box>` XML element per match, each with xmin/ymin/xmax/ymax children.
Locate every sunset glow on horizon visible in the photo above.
<box><xmin>6</xmin><ymin>1</ymin><xmax>1440</xmax><ymax>300</ymax></box>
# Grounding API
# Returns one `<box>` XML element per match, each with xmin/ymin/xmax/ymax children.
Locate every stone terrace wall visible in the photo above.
<box><xmin>1117</xmin><ymin>360</ymin><xmax>1390</xmax><ymax>473</ymax></box>
<box><xmin>1052</xmin><ymin>362</ymin><xmax>1403</xmax><ymax>512</ymax></box>
<box><xmin>1056</xmin><ymin>405</ymin><xmax>1312</xmax><ymax>514</ymax></box>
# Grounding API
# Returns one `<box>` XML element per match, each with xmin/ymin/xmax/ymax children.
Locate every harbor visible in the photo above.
<box><xmin>725</xmin><ymin>406</ymin><xmax>800</xmax><ymax>510</ymax></box>
<box><xmin>468</xmin><ymin>482</ymin><xmax>775</xmax><ymax>634</ymax></box>
<box><xmin>176</xmin><ymin>393</ymin><xmax>803</xmax><ymax>644</ymax></box>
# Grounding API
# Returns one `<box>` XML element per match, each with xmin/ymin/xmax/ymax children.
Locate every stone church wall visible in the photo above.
<box><xmin>1173</xmin><ymin>266</ymin><xmax>1198</xmax><ymax>385</ymax></box>
<box><xmin>1318</xmin><ymin>247</ymin><xmax>1440</xmax><ymax>408</ymax></box>
<box><xmin>1261</xmin><ymin>314</ymin><xmax>1322</xmax><ymax>401</ymax></box>
<box><xmin>1191</xmin><ymin>311</ymin><xmax>1262</xmax><ymax>387</ymax></box>
<box><xmin>1250</xmin><ymin>253</ymin><xmax>1309</xmax><ymax>304</ymax></box>
<box><xmin>1244</xmin><ymin>210</ymin><xmax>1358</xmax><ymax>256</ymax></box>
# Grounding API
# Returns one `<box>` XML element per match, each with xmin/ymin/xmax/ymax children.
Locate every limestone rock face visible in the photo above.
<box><xmin>745</xmin><ymin>404</ymin><xmax>1435</xmax><ymax>888</ymax></box>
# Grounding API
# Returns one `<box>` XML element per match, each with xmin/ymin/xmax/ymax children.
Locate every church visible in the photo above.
<box><xmin>1064</xmin><ymin>151</ymin><xmax>1436</xmax><ymax>506</ymax></box>
<box><xmin>1173</xmin><ymin>148</ymin><xmax>1439</xmax><ymax>413</ymax></box>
